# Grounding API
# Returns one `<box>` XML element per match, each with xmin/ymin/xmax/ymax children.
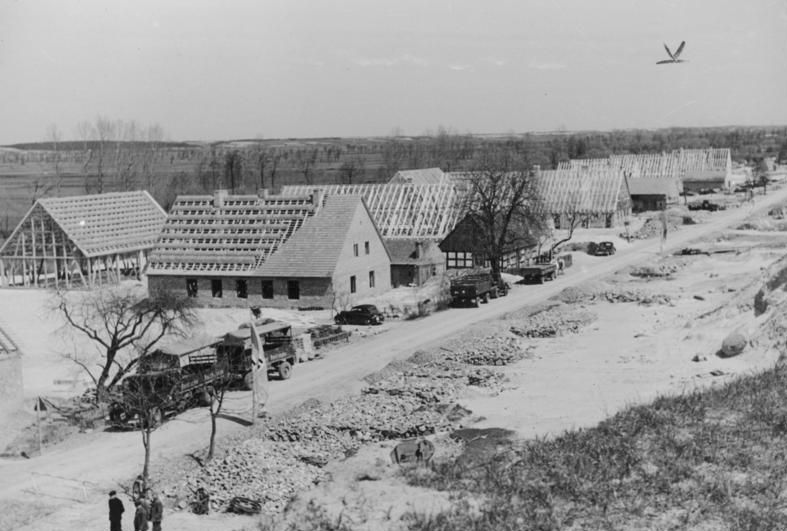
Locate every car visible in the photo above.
<box><xmin>334</xmin><ymin>304</ymin><xmax>384</xmax><ymax>325</ymax></box>
<box><xmin>589</xmin><ymin>241</ymin><xmax>616</xmax><ymax>256</ymax></box>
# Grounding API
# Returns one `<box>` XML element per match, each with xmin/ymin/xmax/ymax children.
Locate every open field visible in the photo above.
<box><xmin>0</xmin><ymin>186</ymin><xmax>786</xmax><ymax>530</ymax></box>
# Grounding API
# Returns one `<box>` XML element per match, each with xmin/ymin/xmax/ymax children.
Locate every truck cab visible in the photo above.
<box><xmin>218</xmin><ymin>320</ymin><xmax>298</xmax><ymax>387</ymax></box>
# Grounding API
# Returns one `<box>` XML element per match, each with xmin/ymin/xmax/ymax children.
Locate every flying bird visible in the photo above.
<box><xmin>657</xmin><ymin>41</ymin><xmax>687</xmax><ymax>64</ymax></box>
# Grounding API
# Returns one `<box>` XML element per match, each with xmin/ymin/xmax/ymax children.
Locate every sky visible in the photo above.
<box><xmin>1</xmin><ymin>0</ymin><xmax>786</xmax><ymax>144</ymax></box>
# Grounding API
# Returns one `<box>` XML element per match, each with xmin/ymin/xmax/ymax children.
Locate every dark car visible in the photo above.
<box><xmin>589</xmin><ymin>241</ymin><xmax>616</xmax><ymax>256</ymax></box>
<box><xmin>335</xmin><ymin>304</ymin><xmax>384</xmax><ymax>325</ymax></box>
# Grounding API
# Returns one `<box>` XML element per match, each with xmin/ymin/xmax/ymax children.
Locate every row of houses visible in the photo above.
<box><xmin>0</xmin><ymin>148</ymin><xmax>732</xmax><ymax>308</ymax></box>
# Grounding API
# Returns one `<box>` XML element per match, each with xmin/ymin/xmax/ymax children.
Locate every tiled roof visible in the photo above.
<box><xmin>389</xmin><ymin>168</ymin><xmax>446</xmax><ymax>184</ymax></box>
<box><xmin>384</xmin><ymin>239</ymin><xmax>443</xmax><ymax>265</ymax></box>
<box><xmin>257</xmin><ymin>195</ymin><xmax>365</xmax><ymax>277</ymax></box>
<box><xmin>0</xmin><ymin>191</ymin><xmax>167</xmax><ymax>259</ymax></box>
<box><xmin>281</xmin><ymin>183</ymin><xmax>462</xmax><ymax>239</ymax></box>
<box><xmin>147</xmin><ymin>191</ymin><xmax>322</xmax><ymax>275</ymax></box>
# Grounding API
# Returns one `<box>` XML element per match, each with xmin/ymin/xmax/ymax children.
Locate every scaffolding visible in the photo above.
<box><xmin>0</xmin><ymin>191</ymin><xmax>166</xmax><ymax>288</ymax></box>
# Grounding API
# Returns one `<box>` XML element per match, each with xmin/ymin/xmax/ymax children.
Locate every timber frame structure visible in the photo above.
<box><xmin>281</xmin><ymin>183</ymin><xmax>463</xmax><ymax>240</ymax></box>
<box><xmin>0</xmin><ymin>191</ymin><xmax>167</xmax><ymax>288</ymax></box>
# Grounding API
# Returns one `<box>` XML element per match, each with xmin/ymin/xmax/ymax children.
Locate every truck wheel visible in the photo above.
<box><xmin>242</xmin><ymin>372</ymin><xmax>254</xmax><ymax>391</ymax></box>
<box><xmin>198</xmin><ymin>388</ymin><xmax>213</xmax><ymax>407</ymax></box>
<box><xmin>278</xmin><ymin>361</ymin><xmax>292</xmax><ymax>380</ymax></box>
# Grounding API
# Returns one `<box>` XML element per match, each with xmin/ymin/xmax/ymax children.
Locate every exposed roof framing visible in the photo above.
<box><xmin>389</xmin><ymin>168</ymin><xmax>446</xmax><ymax>185</ymax></box>
<box><xmin>146</xmin><ymin>191</ymin><xmax>324</xmax><ymax>274</ymax></box>
<box><xmin>537</xmin><ymin>168</ymin><xmax>627</xmax><ymax>215</ymax></box>
<box><xmin>281</xmin><ymin>183</ymin><xmax>463</xmax><ymax>240</ymax></box>
<box><xmin>0</xmin><ymin>191</ymin><xmax>166</xmax><ymax>259</ymax></box>
<box><xmin>0</xmin><ymin>325</ymin><xmax>20</xmax><ymax>357</ymax></box>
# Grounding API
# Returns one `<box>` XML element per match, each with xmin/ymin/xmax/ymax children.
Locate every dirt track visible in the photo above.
<box><xmin>3</xmin><ymin>188</ymin><xmax>787</xmax><ymax>530</ymax></box>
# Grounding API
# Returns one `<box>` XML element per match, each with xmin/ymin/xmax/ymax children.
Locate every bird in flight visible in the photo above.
<box><xmin>657</xmin><ymin>41</ymin><xmax>687</xmax><ymax>64</ymax></box>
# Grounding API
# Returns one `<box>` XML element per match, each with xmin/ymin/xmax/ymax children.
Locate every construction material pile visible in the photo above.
<box><xmin>629</xmin><ymin>262</ymin><xmax>684</xmax><ymax>278</ymax></box>
<box><xmin>603</xmin><ymin>288</ymin><xmax>673</xmax><ymax>305</ymax></box>
<box><xmin>443</xmin><ymin>335</ymin><xmax>528</xmax><ymax>366</ymax></box>
<box><xmin>180</xmin><ymin>439</ymin><xmax>327</xmax><ymax>515</ymax></box>
<box><xmin>626</xmin><ymin>211</ymin><xmax>687</xmax><ymax>240</ymax></box>
<box><xmin>509</xmin><ymin>306</ymin><xmax>597</xmax><ymax>338</ymax></box>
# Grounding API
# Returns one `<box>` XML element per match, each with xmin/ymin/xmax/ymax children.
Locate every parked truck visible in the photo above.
<box><xmin>512</xmin><ymin>263</ymin><xmax>557</xmax><ymax>284</ymax></box>
<box><xmin>450</xmin><ymin>272</ymin><xmax>508</xmax><ymax>307</ymax></box>
<box><xmin>217</xmin><ymin>320</ymin><xmax>299</xmax><ymax>387</ymax></box>
<box><xmin>107</xmin><ymin>334</ymin><xmax>226</xmax><ymax>428</ymax></box>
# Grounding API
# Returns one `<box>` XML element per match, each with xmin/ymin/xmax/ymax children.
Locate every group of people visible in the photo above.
<box><xmin>108</xmin><ymin>476</ymin><xmax>164</xmax><ymax>531</ymax></box>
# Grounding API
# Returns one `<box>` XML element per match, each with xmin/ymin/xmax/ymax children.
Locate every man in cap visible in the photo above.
<box><xmin>108</xmin><ymin>490</ymin><xmax>124</xmax><ymax>531</ymax></box>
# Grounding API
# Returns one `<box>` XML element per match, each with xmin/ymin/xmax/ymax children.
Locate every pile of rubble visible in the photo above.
<box><xmin>509</xmin><ymin>306</ymin><xmax>597</xmax><ymax>338</ymax></box>
<box><xmin>180</xmin><ymin>439</ymin><xmax>327</xmax><ymax>514</ymax></box>
<box><xmin>629</xmin><ymin>262</ymin><xmax>684</xmax><ymax>278</ymax></box>
<box><xmin>443</xmin><ymin>335</ymin><xmax>528</xmax><ymax>366</ymax></box>
<box><xmin>625</xmin><ymin>213</ymin><xmax>685</xmax><ymax>240</ymax></box>
<box><xmin>603</xmin><ymin>288</ymin><xmax>673</xmax><ymax>306</ymax></box>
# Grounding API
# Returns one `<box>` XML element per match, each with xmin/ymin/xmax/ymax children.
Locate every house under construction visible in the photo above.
<box><xmin>0</xmin><ymin>191</ymin><xmax>167</xmax><ymax>288</ymax></box>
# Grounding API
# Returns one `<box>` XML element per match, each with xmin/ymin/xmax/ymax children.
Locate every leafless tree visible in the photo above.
<box><xmin>206</xmin><ymin>359</ymin><xmax>231</xmax><ymax>461</ymax></box>
<box><xmin>45</xmin><ymin>124</ymin><xmax>63</xmax><ymax>195</ymax></box>
<box><xmin>299</xmin><ymin>148</ymin><xmax>319</xmax><ymax>185</ymax></box>
<box><xmin>339</xmin><ymin>155</ymin><xmax>365</xmax><ymax>184</ymax></box>
<box><xmin>53</xmin><ymin>286</ymin><xmax>197</xmax><ymax>401</ymax></box>
<box><xmin>461</xmin><ymin>147</ymin><xmax>547</xmax><ymax>280</ymax></box>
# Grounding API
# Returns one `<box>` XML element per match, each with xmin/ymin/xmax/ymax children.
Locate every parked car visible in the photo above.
<box><xmin>335</xmin><ymin>304</ymin><xmax>384</xmax><ymax>325</ymax></box>
<box><xmin>589</xmin><ymin>241</ymin><xmax>616</xmax><ymax>256</ymax></box>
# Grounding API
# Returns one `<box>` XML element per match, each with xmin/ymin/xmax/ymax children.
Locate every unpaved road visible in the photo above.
<box><xmin>2</xmin><ymin>189</ymin><xmax>786</xmax><ymax>510</ymax></box>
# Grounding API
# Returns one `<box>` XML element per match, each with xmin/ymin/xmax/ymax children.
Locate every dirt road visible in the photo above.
<box><xmin>2</xmin><ymin>188</ymin><xmax>786</xmax><ymax>525</ymax></box>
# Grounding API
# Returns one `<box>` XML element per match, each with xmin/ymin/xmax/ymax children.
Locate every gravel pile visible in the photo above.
<box><xmin>629</xmin><ymin>262</ymin><xmax>683</xmax><ymax>278</ymax></box>
<box><xmin>603</xmin><ymin>289</ymin><xmax>673</xmax><ymax>305</ymax></box>
<box><xmin>626</xmin><ymin>214</ymin><xmax>684</xmax><ymax>240</ymax></box>
<box><xmin>509</xmin><ymin>307</ymin><xmax>597</xmax><ymax>338</ymax></box>
<box><xmin>443</xmin><ymin>335</ymin><xmax>528</xmax><ymax>366</ymax></box>
<box><xmin>180</xmin><ymin>439</ymin><xmax>327</xmax><ymax>514</ymax></box>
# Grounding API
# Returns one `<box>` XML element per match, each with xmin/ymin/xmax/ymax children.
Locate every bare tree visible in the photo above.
<box><xmin>54</xmin><ymin>287</ymin><xmax>197</xmax><ymax>401</ymax></box>
<box><xmin>299</xmin><ymin>148</ymin><xmax>319</xmax><ymax>185</ymax></box>
<box><xmin>461</xmin><ymin>147</ymin><xmax>547</xmax><ymax>280</ymax></box>
<box><xmin>206</xmin><ymin>359</ymin><xmax>231</xmax><ymax>461</ymax></box>
<box><xmin>339</xmin><ymin>155</ymin><xmax>365</xmax><ymax>184</ymax></box>
<box><xmin>549</xmin><ymin>187</ymin><xmax>587</xmax><ymax>258</ymax></box>
<box><xmin>45</xmin><ymin>124</ymin><xmax>63</xmax><ymax>195</ymax></box>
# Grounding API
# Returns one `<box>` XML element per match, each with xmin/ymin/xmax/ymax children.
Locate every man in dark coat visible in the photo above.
<box><xmin>134</xmin><ymin>499</ymin><xmax>149</xmax><ymax>531</ymax></box>
<box><xmin>108</xmin><ymin>490</ymin><xmax>125</xmax><ymax>531</ymax></box>
<box><xmin>149</xmin><ymin>491</ymin><xmax>164</xmax><ymax>531</ymax></box>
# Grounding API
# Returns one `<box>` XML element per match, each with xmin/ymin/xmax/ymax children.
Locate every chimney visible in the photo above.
<box><xmin>310</xmin><ymin>189</ymin><xmax>324</xmax><ymax>213</ymax></box>
<box><xmin>213</xmin><ymin>189</ymin><xmax>228</xmax><ymax>208</ymax></box>
<box><xmin>414</xmin><ymin>241</ymin><xmax>423</xmax><ymax>260</ymax></box>
<box><xmin>257</xmin><ymin>188</ymin><xmax>269</xmax><ymax>199</ymax></box>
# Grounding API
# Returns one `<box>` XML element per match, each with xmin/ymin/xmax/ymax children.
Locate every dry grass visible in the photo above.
<box><xmin>399</xmin><ymin>364</ymin><xmax>787</xmax><ymax>530</ymax></box>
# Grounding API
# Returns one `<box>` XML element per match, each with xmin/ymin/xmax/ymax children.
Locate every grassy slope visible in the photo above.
<box><xmin>403</xmin><ymin>363</ymin><xmax>787</xmax><ymax>531</ymax></box>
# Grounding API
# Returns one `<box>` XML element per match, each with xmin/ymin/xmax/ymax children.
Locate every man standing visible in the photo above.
<box><xmin>134</xmin><ymin>499</ymin><xmax>149</xmax><ymax>531</ymax></box>
<box><xmin>149</xmin><ymin>491</ymin><xmax>164</xmax><ymax>531</ymax></box>
<box><xmin>108</xmin><ymin>490</ymin><xmax>124</xmax><ymax>531</ymax></box>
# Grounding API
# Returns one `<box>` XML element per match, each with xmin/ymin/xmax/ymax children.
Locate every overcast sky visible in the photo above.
<box><xmin>1</xmin><ymin>0</ymin><xmax>785</xmax><ymax>144</ymax></box>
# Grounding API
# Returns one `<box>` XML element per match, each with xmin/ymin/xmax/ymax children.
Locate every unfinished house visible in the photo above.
<box><xmin>385</xmin><ymin>239</ymin><xmax>445</xmax><ymax>287</ymax></box>
<box><xmin>626</xmin><ymin>178</ymin><xmax>682</xmax><ymax>212</ymax></box>
<box><xmin>673</xmin><ymin>148</ymin><xmax>732</xmax><ymax>192</ymax></box>
<box><xmin>0</xmin><ymin>326</ymin><xmax>23</xmax><ymax>428</ymax></box>
<box><xmin>146</xmin><ymin>190</ymin><xmax>391</xmax><ymax>309</ymax></box>
<box><xmin>281</xmin><ymin>183</ymin><xmax>463</xmax><ymax>240</ymax></box>
<box><xmin>0</xmin><ymin>191</ymin><xmax>167</xmax><ymax>288</ymax></box>
<box><xmin>537</xmin><ymin>167</ymin><xmax>631</xmax><ymax>228</ymax></box>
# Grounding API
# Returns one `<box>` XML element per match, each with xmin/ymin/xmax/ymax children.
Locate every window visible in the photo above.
<box><xmin>186</xmin><ymin>279</ymin><xmax>198</xmax><ymax>298</ymax></box>
<box><xmin>236</xmin><ymin>279</ymin><xmax>248</xmax><ymax>299</ymax></box>
<box><xmin>211</xmin><ymin>279</ymin><xmax>222</xmax><ymax>298</ymax></box>
<box><xmin>446</xmin><ymin>252</ymin><xmax>474</xmax><ymax>269</ymax></box>
<box><xmin>350</xmin><ymin>275</ymin><xmax>357</xmax><ymax>293</ymax></box>
<box><xmin>353</xmin><ymin>243</ymin><xmax>359</xmax><ymax>257</ymax></box>
<box><xmin>368</xmin><ymin>270</ymin><xmax>375</xmax><ymax>288</ymax></box>
<box><xmin>287</xmin><ymin>280</ymin><xmax>300</xmax><ymax>300</ymax></box>
<box><xmin>364</xmin><ymin>241</ymin><xmax>370</xmax><ymax>255</ymax></box>
<box><xmin>261</xmin><ymin>280</ymin><xmax>274</xmax><ymax>299</ymax></box>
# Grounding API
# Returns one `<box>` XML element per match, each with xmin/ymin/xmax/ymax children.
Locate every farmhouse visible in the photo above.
<box><xmin>0</xmin><ymin>326</ymin><xmax>23</xmax><ymax>427</ymax></box>
<box><xmin>0</xmin><ymin>191</ymin><xmax>167</xmax><ymax>288</ymax></box>
<box><xmin>439</xmin><ymin>214</ymin><xmax>539</xmax><ymax>271</ymax></box>
<box><xmin>281</xmin><ymin>183</ymin><xmax>463</xmax><ymax>240</ymax></box>
<box><xmin>626</xmin><ymin>178</ymin><xmax>682</xmax><ymax>212</ymax></box>
<box><xmin>146</xmin><ymin>190</ymin><xmax>391</xmax><ymax>309</ymax></box>
<box><xmin>385</xmin><ymin>239</ymin><xmax>445</xmax><ymax>287</ymax></box>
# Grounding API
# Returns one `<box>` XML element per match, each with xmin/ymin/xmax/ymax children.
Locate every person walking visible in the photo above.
<box><xmin>134</xmin><ymin>499</ymin><xmax>149</xmax><ymax>531</ymax></box>
<box><xmin>108</xmin><ymin>490</ymin><xmax>125</xmax><ymax>531</ymax></box>
<box><xmin>149</xmin><ymin>491</ymin><xmax>164</xmax><ymax>531</ymax></box>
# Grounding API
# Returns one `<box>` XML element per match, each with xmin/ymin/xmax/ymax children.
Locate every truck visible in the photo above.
<box><xmin>450</xmin><ymin>272</ymin><xmax>508</xmax><ymax>307</ymax></box>
<box><xmin>217</xmin><ymin>320</ymin><xmax>299</xmax><ymax>388</ymax></box>
<box><xmin>107</xmin><ymin>334</ymin><xmax>226</xmax><ymax>428</ymax></box>
<box><xmin>513</xmin><ymin>263</ymin><xmax>557</xmax><ymax>284</ymax></box>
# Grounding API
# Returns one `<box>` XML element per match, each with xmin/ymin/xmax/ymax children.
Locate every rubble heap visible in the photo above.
<box><xmin>629</xmin><ymin>262</ymin><xmax>684</xmax><ymax>278</ymax></box>
<box><xmin>443</xmin><ymin>335</ymin><xmax>528</xmax><ymax>366</ymax></box>
<box><xmin>603</xmin><ymin>289</ymin><xmax>673</xmax><ymax>305</ymax></box>
<box><xmin>509</xmin><ymin>306</ymin><xmax>597</xmax><ymax>338</ymax></box>
<box><xmin>181</xmin><ymin>440</ymin><xmax>327</xmax><ymax>515</ymax></box>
